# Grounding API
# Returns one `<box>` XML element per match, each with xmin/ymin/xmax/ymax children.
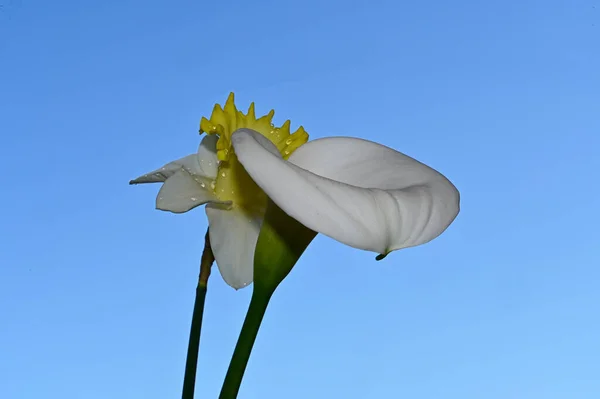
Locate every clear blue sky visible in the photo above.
<box><xmin>1</xmin><ymin>0</ymin><xmax>599</xmax><ymax>398</ymax></box>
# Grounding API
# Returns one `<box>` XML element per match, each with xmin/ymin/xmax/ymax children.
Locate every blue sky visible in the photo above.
<box><xmin>1</xmin><ymin>0</ymin><xmax>599</xmax><ymax>398</ymax></box>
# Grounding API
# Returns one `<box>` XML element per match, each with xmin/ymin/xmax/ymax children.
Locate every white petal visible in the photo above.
<box><xmin>156</xmin><ymin>169</ymin><xmax>219</xmax><ymax>213</ymax></box>
<box><xmin>130</xmin><ymin>135</ymin><xmax>218</xmax><ymax>184</ymax></box>
<box><xmin>231</xmin><ymin>129</ymin><xmax>459</xmax><ymax>255</ymax></box>
<box><xmin>196</xmin><ymin>134</ymin><xmax>219</xmax><ymax>179</ymax></box>
<box><xmin>130</xmin><ymin>154</ymin><xmax>198</xmax><ymax>184</ymax></box>
<box><xmin>206</xmin><ymin>204</ymin><xmax>263</xmax><ymax>289</ymax></box>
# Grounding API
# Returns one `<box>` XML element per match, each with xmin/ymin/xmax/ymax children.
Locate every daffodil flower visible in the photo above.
<box><xmin>131</xmin><ymin>94</ymin><xmax>460</xmax><ymax>290</ymax></box>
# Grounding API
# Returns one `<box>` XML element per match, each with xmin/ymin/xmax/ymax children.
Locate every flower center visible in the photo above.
<box><xmin>199</xmin><ymin>93</ymin><xmax>309</xmax><ymax>213</ymax></box>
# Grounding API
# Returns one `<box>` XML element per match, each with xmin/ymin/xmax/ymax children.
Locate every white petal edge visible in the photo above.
<box><xmin>206</xmin><ymin>204</ymin><xmax>264</xmax><ymax>289</ymax></box>
<box><xmin>130</xmin><ymin>135</ymin><xmax>218</xmax><ymax>184</ymax></box>
<box><xmin>231</xmin><ymin>129</ymin><xmax>460</xmax><ymax>255</ymax></box>
<box><xmin>156</xmin><ymin>169</ymin><xmax>220</xmax><ymax>213</ymax></box>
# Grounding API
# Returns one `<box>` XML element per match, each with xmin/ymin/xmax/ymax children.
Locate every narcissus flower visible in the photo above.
<box><xmin>131</xmin><ymin>94</ymin><xmax>460</xmax><ymax>289</ymax></box>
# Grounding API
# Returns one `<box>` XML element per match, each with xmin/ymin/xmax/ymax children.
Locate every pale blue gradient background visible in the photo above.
<box><xmin>1</xmin><ymin>0</ymin><xmax>599</xmax><ymax>398</ymax></box>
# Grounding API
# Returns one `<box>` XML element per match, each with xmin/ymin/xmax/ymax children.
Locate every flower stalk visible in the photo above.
<box><xmin>218</xmin><ymin>286</ymin><xmax>273</xmax><ymax>399</ymax></box>
<box><xmin>182</xmin><ymin>230</ymin><xmax>214</xmax><ymax>399</ymax></box>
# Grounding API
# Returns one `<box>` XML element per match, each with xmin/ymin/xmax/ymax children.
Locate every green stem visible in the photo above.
<box><xmin>182</xmin><ymin>231</ymin><xmax>214</xmax><ymax>399</ymax></box>
<box><xmin>181</xmin><ymin>283</ymin><xmax>207</xmax><ymax>399</ymax></box>
<box><xmin>218</xmin><ymin>288</ymin><xmax>274</xmax><ymax>399</ymax></box>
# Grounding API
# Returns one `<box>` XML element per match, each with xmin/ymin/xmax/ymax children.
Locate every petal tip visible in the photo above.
<box><xmin>129</xmin><ymin>176</ymin><xmax>150</xmax><ymax>185</ymax></box>
<box><xmin>231</xmin><ymin>281</ymin><xmax>252</xmax><ymax>290</ymax></box>
<box><xmin>375</xmin><ymin>253</ymin><xmax>388</xmax><ymax>261</ymax></box>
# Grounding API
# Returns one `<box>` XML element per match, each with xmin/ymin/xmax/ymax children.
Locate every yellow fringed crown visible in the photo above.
<box><xmin>199</xmin><ymin>93</ymin><xmax>309</xmax><ymax>161</ymax></box>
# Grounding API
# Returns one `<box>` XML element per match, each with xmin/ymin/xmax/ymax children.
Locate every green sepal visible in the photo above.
<box><xmin>253</xmin><ymin>199</ymin><xmax>317</xmax><ymax>294</ymax></box>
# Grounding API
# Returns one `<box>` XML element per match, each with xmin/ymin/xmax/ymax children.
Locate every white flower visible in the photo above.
<box><xmin>131</xmin><ymin>94</ymin><xmax>460</xmax><ymax>289</ymax></box>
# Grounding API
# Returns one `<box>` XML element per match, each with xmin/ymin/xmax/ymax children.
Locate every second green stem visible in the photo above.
<box><xmin>182</xmin><ymin>230</ymin><xmax>214</xmax><ymax>399</ymax></box>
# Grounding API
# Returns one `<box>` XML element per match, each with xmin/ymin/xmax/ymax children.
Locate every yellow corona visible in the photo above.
<box><xmin>199</xmin><ymin>93</ymin><xmax>309</xmax><ymax>214</ymax></box>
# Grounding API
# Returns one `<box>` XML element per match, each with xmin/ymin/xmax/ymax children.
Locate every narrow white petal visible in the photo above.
<box><xmin>156</xmin><ymin>170</ymin><xmax>219</xmax><ymax>213</ymax></box>
<box><xmin>130</xmin><ymin>135</ymin><xmax>218</xmax><ymax>184</ymax></box>
<box><xmin>231</xmin><ymin>129</ymin><xmax>459</xmax><ymax>255</ymax></box>
<box><xmin>206</xmin><ymin>205</ymin><xmax>263</xmax><ymax>289</ymax></box>
<box><xmin>130</xmin><ymin>154</ymin><xmax>198</xmax><ymax>184</ymax></box>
